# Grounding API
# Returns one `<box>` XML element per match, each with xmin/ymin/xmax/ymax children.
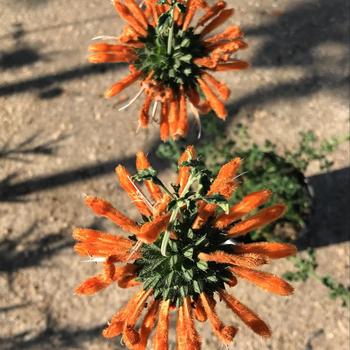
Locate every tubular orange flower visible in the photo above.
<box><xmin>73</xmin><ymin>146</ymin><xmax>296</xmax><ymax>349</ymax></box>
<box><xmin>89</xmin><ymin>0</ymin><xmax>248</xmax><ymax>140</ymax></box>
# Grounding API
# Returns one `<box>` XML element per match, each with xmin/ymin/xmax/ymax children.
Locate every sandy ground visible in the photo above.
<box><xmin>0</xmin><ymin>0</ymin><xmax>349</xmax><ymax>349</ymax></box>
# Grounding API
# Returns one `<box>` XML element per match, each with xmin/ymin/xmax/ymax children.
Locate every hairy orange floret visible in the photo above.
<box><xmin>88</xmin><ymin>0</ymin><xmax>248</xmax><ymax>140</ymax></box>
<box><xmin>73</xmin><ymin>147</ymin><xmax>296</xmax><ymax>349</ymax></box>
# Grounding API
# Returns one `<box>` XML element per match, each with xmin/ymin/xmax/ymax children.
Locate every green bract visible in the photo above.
<box><xmin>133</xmin><ymin>158</ymin><xmax>234</xmax><ymax>306</ymax></box>
<box><xmin>135</xmin><ymin>23</ymin><xmax>207</xmax><ymax>88</ymax></box>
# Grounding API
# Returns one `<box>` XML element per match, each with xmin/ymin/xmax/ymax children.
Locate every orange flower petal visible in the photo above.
<box><xmin>198</xmin><ymin>251</ymin><xmax>269</xmax><ymax>269</ymax></box>
<box><xmin>193</xmin><ymin>157</ymin><xmax>241</xmax><ymax>228</ymax></box>
<box><xmin>196</xmin><ymin>0</ymin><xmax>227</xmax><ymax>27</ymax></box>
<box><xmin>220</xmin><ymin>290</ymin><xmax>271</xmax><ymax>337</ymax></box>
<box><xmin>204</xmin><ymin>25</ymin><xmax>243</xmax><ymax>44</ymax></box>
<box><xmin>192</xmin><ymin>202</ymin><xmax>216</xmax><ymax>229</ymax></box>
<box><xmin>200</xmin><ymin>293</ymin><xmax>237</xmax><ymax>344</ymax></box>
<box><xmin>230</xmin><ymin>265</ymin><xmax>294</xmax><ymax>296</ymax></box>
<box><xmin>138</xmin><ymin>213</ymin><xmax>171</xmax><ymax>244</ymax></box>
<box><xmin>197</xmin><ymin>77</ymin><xmax>227</xmax><ymax>119</ymax></box>
<box><xmin>89</xmin><ymin>52</ymin><xmax>136</xmax><ymax>64</ymax></box>
<box><xmin>160</xmin><ymin>101</ymin><xmax>170</xmax><ymax>142</ymax></box>
<box><xmin>125</xmin><ymin>0</ymin><xmax>149</xmax><ymax>29</ymax></box>
<box><xmin>183</xmin><ymin>0</ymin><xmax>208</xmax><ymax>30</ymax></box>
<box><xmin>73</xmin><ymin>228</ymin><xmax>133</xmax><ymax>245</ymax></box>
<box><xmin>176</xmin><ymin>307</ymin><xmax>187</xmax><ymax>350</ymax></box>
<box><xmin>194</xmin><ymin>56</ymin><xmax>217</xmax><ymax>69</ymax></box>
<box><xmin>168</xmin><ymin>92</ymin><xmax>179</xmax><ymax>137</ymax></box>
<box><xmin>136</xmin><ymin>151</ymin><xmax>163</xmax><ymax>202</ymax></box>
<box><xmin>105</xmin><ymin>69</ymin><xmax>142</xmax><ymax>98</ymax></box>
<box><xmin>175</xmin><ymin>88</ymin><xmax>189</xmax><ymax>138</ymax></box>
<box><xmin>74</xmin><ymin>242</ymin><xmax>134</xmax><ymax>259</ymax></box>
<box><xmin>228</xmin><ymin>204</ymin><xmax>287</xmax><ymax>238</ymax></box>
<box><xmin>154</xmin><ymin>193</ymin><xmax>171</xmax><ymax>216</ymax></box>
<box><xmin>73</xmin><ymin>228</ymin><xmax>134</xmax><ymax>258</ymax></box>
<box><xmin>209</xmin><ymin>39</ymin><xmax>248</xmax><ymax>55</ymax></box>
<box><xmin>183</xmin><ymin>297</ymin><xmax>201</xmax><ymax>349</ymax></box>
<box><xmin>186</xmin><ymin>86</ymin><xmax>200</xmax><ymax>106</ymax></box>
<box><xmin>88</xmin><ymin>43</ymin><xmax>135</xmax><ymax>53</ymax></box>
<box><xmin>116</xmin><ymin>165</ymin><xmax>153</xmax><ymax>217</ymax></box>
<box><xmin>231</xmin><ymin>242</ymin><xmax>297</xmax><ymax>259</ymax></box>
<box><xmin>201</xmin><ymin>8</ymin><xmax>234</xmax><ymax>37</ymax></box>
<box><xmin>177</xmin><ymin>145</ymin><xmax>197</xmax><ymax>195</ymax></box>
<box><xmin>214</xmin><ymin>189</ymin><xmax>272</xmax><ymax>229</ymax></box>
<box><xmin>103</xmin><ymin>290</ymin><xmax>143</xmax><ymax>338</ymax></box>
<box><xmin>145</xmin><ymin>0</ymin><xmax>159</xmax><ymax>23</ymax></box>
<box><xmin>136</xmin><ymin>299</ymin><xmax>160</xmax><ymax>350</ymax></box>
<box><xmin>153</xmin><ymin>299</ymin><xmax>170</xmax><ymax>350</ymax></box>
<box><xmin>113</xmin><ymin>0</ymin><xmax>148</xmax><ymax>37</ymax></box>
<box><xmin>209</xmin><ymin>157</ymin><xmax>241</xmax><ymax>197</ymax></box>
<box><xmin>139</xmin><ymin>94</ymin><xmax>152</xmax><ymax>128</ymax></box>
<box><xmin>194</xmin><ymin>298</ymin><xmax>207</xmax><ymax>322</ymax></box>
<box><xmin>75</xmin><ymin>275</ymin><xmax>110</xmax><ymax>295</ymax></box>
<box><xmin>212</xmin><ymin>61</ymin><xmax>250</xmax><ymax>71</ymax></box>
<box><xmin>83</xmin><ymin>196</ymin><xmax>140</xmax><ymax>234</ymax></box>
<box><xmin>123</xmin><ymin>289</ymin><xmax>153</xmax><ymax>347</ymax></box>
<box><xmin>201</xmin><ymin>72</ymin><xmax>231</xmax><ymax>100</ymax></box>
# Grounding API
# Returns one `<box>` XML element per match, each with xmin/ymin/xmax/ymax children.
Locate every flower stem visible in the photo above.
<box><xmin>167</xmin><ymin>7</ymin><xmax>175</xmax><ymax>55</ymax></box>
<box><xmin>161</xmin><ymin>207</ymin><xmax>179</xmax><ymax>256</ymax></box>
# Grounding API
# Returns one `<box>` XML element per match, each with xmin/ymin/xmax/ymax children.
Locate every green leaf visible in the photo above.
<box><xmin>197</xmin><ymin>260</ymin><xmax>208</xmax><ymax>271</ymax></box>
<box><xmin>180</xmin><ymin>286</ymin><xmax>189</xmax><ymax>297</ymax></box>
<box><xmin>184</xmin><ymin>248</ymin><xmax>194</xmax><ymax>259</ymax></box>
<box><xmin>170</xmin><ymin>254</ymin><xmax>179</xmax><ymax>266</ymax></box>
<box><xmin>183</xmin><ymin>269</ymin><xmax>194</xmax><ymax>281</ymax></box>
<box><xmin>193</xmin><ymin>280</ymin><xmax>203</xmax><ymax>293</ymax></box>
<box><xmin>132</xmin><ymin>168</ymin><xmax>157</xmax><ymax>182</ymax></box>
<box><xmin>203</xmin><ymin>193</ymin><xmax>230</xmax><ymax>214</ymax></box>
<box><xmin>181</xmin><ymin>38</ymin><xmax>191</xmax><ymax>47</ymax></box>
<box><xmin>166</xmin><ymin>271</ymin><xmax>175</xmax><ymax>286</ymax></box>
<box><xmin>207</xmin><ymin>275</ymin><xmax>218</xmax><ymax>283</ymax></box>
<box><xmin>176</xmin><ymin>2</ymin><xmax>187</xmax><ymax>13</ymax></box>
<box><xmin>179</xmin><ymin>54</ymin><xmax>192</xmax><ymax>63</ymax></box>
<box><xmin>194</xmin><ymin>234</ymin><xmax>207</xmax><ymax>246</ymax></box>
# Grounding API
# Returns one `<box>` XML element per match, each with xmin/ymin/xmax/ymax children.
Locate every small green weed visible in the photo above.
<box><xmin>283</xmin><ymin>249</ymin><xmax>350</xmax><ymax>307</ymax></box>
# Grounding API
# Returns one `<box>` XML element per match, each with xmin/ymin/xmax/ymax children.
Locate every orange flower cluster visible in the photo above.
<box><xmin>89</xmin><ymin>0</ymin><xmax>248</xmax><ymax>140</ymax></box>
<box><xmin>73</xmin><ymin>147</ymin><xmax>296</xmax><ymax>350</ymax></box>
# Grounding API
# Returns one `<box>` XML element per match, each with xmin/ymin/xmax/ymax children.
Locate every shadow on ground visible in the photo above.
<box><xmin>305</xmin><ymin>167</ymin><xmax>350</xmax><ymax>248</ymax></box>
<box><xmin>0</xmin><ymin>223</ymin><xmax>73</xmax><ymax>275</ymax></box>
<box><xmin>0</xmin><ymin>312</ymin><xmax>114</xmax><ymax>350</ymax></box>
<box><xmin>0</xmin><ymin>130</ymin><xmax>69</xmax><ymax>162</ymax></box>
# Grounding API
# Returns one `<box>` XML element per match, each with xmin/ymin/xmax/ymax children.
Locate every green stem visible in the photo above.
<box><xmin>180</xmin><ymin>172</ymin><xmax>195</xmax><ymax>197</ymax></box>
<box><xmin>156</xmin><ymin>179</ymin><xmax>174</xmax><ymax>198</ymax></box>
<box><xmin>167</xmin><ymin>7</ymin><xmax>175</xmax><ymax>55</ymax></box>
<box><xmin>161</xmin><ymin>207</ymin><xmax>179</xmax><ymax>256</ymax></box>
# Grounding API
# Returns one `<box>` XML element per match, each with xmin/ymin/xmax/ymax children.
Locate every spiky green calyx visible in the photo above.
<box><xmin>133</xmin><ymin>159</ymin><xmax>234</xmax><ymax>307</ymax></box>
<box><xmin>135</xmin><ymin>11</ymin><xmax>207</xmax><ymax>89</ymax></box>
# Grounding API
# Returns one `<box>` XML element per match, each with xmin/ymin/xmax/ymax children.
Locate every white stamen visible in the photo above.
<box><xmin>91</xmin><ymin>35</ymin><xmax>118</xmax><ymax>41</ymax></box>
<box><xmin>127</xmin><ymin>241</ymin><xmax>143</xmax><ymax>261</ymax></box>
<box><xmin>233</xmin><ymin>171</ymin><xmax>249</xmax><ymax>180</ymax></box>
<box><xmin>118</xmin><ymin>88</ymin><xmax>145</xmax><ymax>111</ymax></box>
<box><xmin>190</xmin><ymin>103</ymin><xmax>202</xmax><ymax>139</ymax></box>
<box><xmin>126</xmin><ymin>175</ymin><xmax>155</xmax><ymax>212</ymax></box>
<box><xmin>151</xmin><ymin>101</ymin><xmax>160</xmax><ymax>122</ymax></box>
<box><xmin>81</xmin><ymin>257</ymin><xmax>106</xmax><ymax>263</ymax></box>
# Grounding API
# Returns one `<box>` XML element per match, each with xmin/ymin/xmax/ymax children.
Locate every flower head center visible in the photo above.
<box><xmin>136</xmin><ymin>23</ymin><xmax>206</xmax><ymax>90</ymax></box>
